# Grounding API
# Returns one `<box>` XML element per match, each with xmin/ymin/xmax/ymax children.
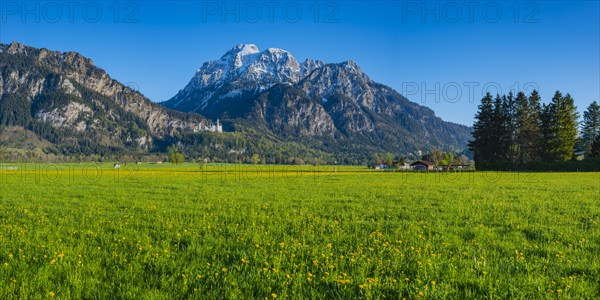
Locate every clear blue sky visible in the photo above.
<box><xmin>1</xmin><ymin>1</ymin><xmax>598</xmax><ymax>126</ymax></box>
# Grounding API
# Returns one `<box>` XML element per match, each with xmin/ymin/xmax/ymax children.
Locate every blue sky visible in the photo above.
<box><xmin>1</xmin><ymin>0</ymin><xmax>598</xmax><ymax>126</ymax></box>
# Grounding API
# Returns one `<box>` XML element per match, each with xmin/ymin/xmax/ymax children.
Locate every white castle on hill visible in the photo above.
<box><xmin>194</xmin><ymin>118</ymin><xmax>222</xmax><ymax>133</ymax></box>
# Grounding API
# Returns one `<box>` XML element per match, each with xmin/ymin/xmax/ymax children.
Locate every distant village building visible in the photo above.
<box><xmin>397</xmin><ymin>162</ymin><xmax>412</xmax><ymax>170</ymax></box>
<box><xmin>113</xmin><ymin>163</ymin><xmax>121</xmax><ymax>169</ymax></box>
<box><xmin>410</xmin><ymin>160</ymin><xmax>436</xmax><ymax>171</ymax></box>
<box><xmin>372</xmin><ymin>160</ymin><xmax>411</xmax><ymax>170</ymax></box>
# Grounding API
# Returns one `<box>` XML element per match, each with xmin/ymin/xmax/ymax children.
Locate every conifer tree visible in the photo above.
<box><xmin>469</xmin><ymin>93</ymin><xmax>495</xmax><ymax>162</ymax></box>
<box><xmin>581</xmin><ymin>101</ymin><xmax>600</xmax><ymax>155</ymax></box>
<box><xmin>544</xmin><ymin>91</ymin><xmax>579</xmax><ymax>161</ymax></box>
<box><xmin>514</xmin><ymin>91</ymin><xmax>543</xmax><ymax>164</ymax></box>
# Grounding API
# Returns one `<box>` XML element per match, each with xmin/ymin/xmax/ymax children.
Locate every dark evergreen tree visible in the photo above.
<box><xmin>492</xmin><ymin>94</ymin><xmax>511</xmax><ymax>161</ymax></box>
<box><xmin>581</xmin><ymin>101</ymin><xmax>600</xmax><ymax>155</ymax></box>
<box><xmin>528</xmin><ymin>90</ymin><xmax>543</xmax><ymax>161</ymax></box>
<box><xmin>544</xmin><ymin>91</ymin><xmax>579</xmax><ymax>161</ymax></box>
<box><xmin>468</xmin><ymin>93</ymin><xmax>496</xmax><ymax>162</ymax></box>
<box><xmin>502</xmin><ymin>92</ymin><xmax>517</xmax><ymax>163</ymax></box>
<box><xmin>590</xmin><ymin>136</ymin><xmax>600</xmax><ymax>158</ymax></box>
<box><xmin>514</xmin><ymin>91</ymin><xmax>543</xmax><ymax>164</ymax></box>
<box><xmin>540</xmin><ymin>102</ymin><xmax>554</xmax><ymax>160</ymax></box>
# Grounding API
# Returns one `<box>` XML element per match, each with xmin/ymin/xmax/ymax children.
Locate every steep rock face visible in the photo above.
<box><xmin>299</xmin><ymin>61</ymin><xmax>374</xmax><ymax>110</ymax></box>
<box><xmin>0</xmin><ymin>42</ymin><xmax>209</xmax><ymax>152</ymax></box>
<box><xmin>254</xmin><ymin>85</ymin><xmax>336</xmax><ymax>136</ymax></box>
<box><xmin>162</xmin><ymin>44</ymin><xmax>472</xmax><ymax>153</ymax></box>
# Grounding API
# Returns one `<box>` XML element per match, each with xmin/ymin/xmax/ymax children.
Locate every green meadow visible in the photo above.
<box><xmin>0</xmin><ymin>163</ymin><xmax>599</xmax><ymax>299</ymax></box>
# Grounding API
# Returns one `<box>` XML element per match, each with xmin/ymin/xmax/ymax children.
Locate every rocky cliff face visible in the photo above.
<box><xmin>0</xmin><ymin>42</ymin><xmax>208</xmax><ymax>153</ymax></box>
<box><xmin>162</xmin><ymin>44</ymin><xmax>472</xmax><ymax>154</ymax></box>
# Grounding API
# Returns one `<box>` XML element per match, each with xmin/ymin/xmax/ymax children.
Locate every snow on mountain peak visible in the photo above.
<box><xmin>190</xmin><ymin>44</ymin><xmax>303</xmax><ymax>90</ymax></box>
<box><xmin>223</xmin><ymin>44</ymin><xmax>260</xmax><ymax>58</ymax></box>
<box><xmin>175</xmin><ymin>44</ymin><xmax>371</xmax><ymax>110</ymax></box>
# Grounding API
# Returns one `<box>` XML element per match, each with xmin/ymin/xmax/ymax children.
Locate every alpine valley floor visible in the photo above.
<box><xmin>0</xmin><ymin>164</ymin><xmax>599</xmax><ymax>299</ymax></box>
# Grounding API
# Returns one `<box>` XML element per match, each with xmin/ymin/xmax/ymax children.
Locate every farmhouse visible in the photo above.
<box><xmin>410</xmin><ymin>160</ymin><xmax>436</xmax><ymax>171</ymax></box>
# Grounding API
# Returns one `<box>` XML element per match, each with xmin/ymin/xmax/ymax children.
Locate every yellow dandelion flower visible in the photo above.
<box><xmin>271</xmin><ymin>293</ymin><xmax>277</xmax><ymax>298</ymax></box>
<box><xmin>8</xmin><ymin>253</ymin><xmax>13</xmax><ymax>259</ymax></box>
<box><xmin>327</xmin><ymin>243</ymin><xmax>332</xmax><ymax>249</ymax></box>
<box><xmin>557</xmin><ymin>289</ymin><xmax>563</xmax><ymax>293</ymax></box>
<box><xmin>49</xmin><ymin>291</ymin><xmax>55</xmax><ymax>297</ymax></box>
<box><xmin>4</xmin><ymin>262</ymin><xmax>8</xmax><ymax>267</ymax></box>
<box><xmin>50</xmin><ymin>259</ymin><xmax>56</xmax><ymax>265</ymax></box>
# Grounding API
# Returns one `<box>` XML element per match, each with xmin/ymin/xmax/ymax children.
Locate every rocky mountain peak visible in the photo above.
<box><xmin>167</xmin><ymin>45</ymin><xmax>374</xmax><ymax>112</ymax></box>
<box><xmin>7</xmin><ymin>41</ymin><xmax>26</xmax><ymax>54</ymax></box>
<box><xmin>341</xmin><ymin>60</ymin><xmax>362</xmax><ymax>74</ymax></box>
<box><xmin>222</xmin><ymin>44</ymin><xmax>260</xmax><ymax>57</ymax></box>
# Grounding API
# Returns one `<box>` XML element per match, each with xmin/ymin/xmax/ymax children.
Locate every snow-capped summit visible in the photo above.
<box><xmin>188</xmin><ymin>44</ymin><xmax>301</xmax><ymax>92</ymax></box>
<box><xmin>219</xmin><ymin>44</ymin><xmax>260</xmax><ymax>69</ymax></box>
<box><xmin>163</xmin><ymin>44</ymin><xmax>372</xmax><ymax>114</ymax></box>
<box><xmin>225</xmin><ymin>44</ymin><xmax>260</xmax><ymax>57</ymax></box>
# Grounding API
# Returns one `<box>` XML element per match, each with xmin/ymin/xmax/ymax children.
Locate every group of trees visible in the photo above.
<box><xmin>167</xmin><ymin>145</ymin><xmax>185</xmax><ymax>164</ymax></box>
<box><xmin>470</xmin><ymin>90</ymin><xmax>600</xmax><ymax>169</ymax></box>
<box><xmin>421</xmin><ymin>149</ymin><xmax>470</xmax><ymax>166</ymax></box>
<box><xmin>369</xmin><ymin>149</ymin><xmax>470</xmax><ymax>169</ymax></box>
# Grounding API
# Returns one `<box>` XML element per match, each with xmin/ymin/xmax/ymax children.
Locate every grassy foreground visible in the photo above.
<box><xmin>0</xmin><ymin>163</ymin><xmax>599</xmax><ymax>299</ymax></box>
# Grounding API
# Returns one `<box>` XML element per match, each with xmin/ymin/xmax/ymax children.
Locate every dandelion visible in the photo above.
<box><xmin>222</xmin><ymin>267</ymin><xmax>228</xmax><ymax>272</ymax></box>
<box><xmin>557</xmin><ymin>289</ymin><xmax>563</xmax><ymax>293</ymax></box>
<box><xmin>359</xmin><ymin>284</ymin><xmax>367</xmax><ymax>289</ymax></box>
<box><xmin>49</xmin><ymin>291</ymin><xmax>55</xmax><ymax>297</ymax></box>
<box><xmin>8</xmin><ymin>253</ymin><xmax>13</xmax><ymax>259</ymax></box>
<box><xmin>431</xmin><ymin>280</ymin><xmax>436</xmax><ymax>286</ymax></box>
<box><xmin>50</xmin><ymin>259</ymin><xmax>56</xmax><ymax>265</ymax></box>
<box><xmin>3</xmin><ymin>262</ymin><xmax>8</xmax><ymax>267</ymax></box>
<box><xmin>271</xmin><ymin>293</ymin><xmax>277</xmax><ymax>298</ymax></box>
<box><xmin>327</xmin><ymin>243</ymin><xmax>332</xmax><ymax>249</ymax></box>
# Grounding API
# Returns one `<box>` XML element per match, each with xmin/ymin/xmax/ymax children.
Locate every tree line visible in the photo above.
<box><xmin>469</xmin><ymin>90</ymin><xmax>600</xmax><ymax>170</ymax></box>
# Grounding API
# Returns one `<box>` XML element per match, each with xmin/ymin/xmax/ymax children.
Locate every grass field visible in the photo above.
<box><xmin>0</xmin><ymin>163</ymin><xmax>599</xmax><ymax>299</ymax></box>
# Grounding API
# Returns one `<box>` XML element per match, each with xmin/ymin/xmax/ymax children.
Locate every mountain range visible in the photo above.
<box><xmin>0</xmin><ymin>42</ymin><xmax>471</xmax><ymax>163</ymax></box>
